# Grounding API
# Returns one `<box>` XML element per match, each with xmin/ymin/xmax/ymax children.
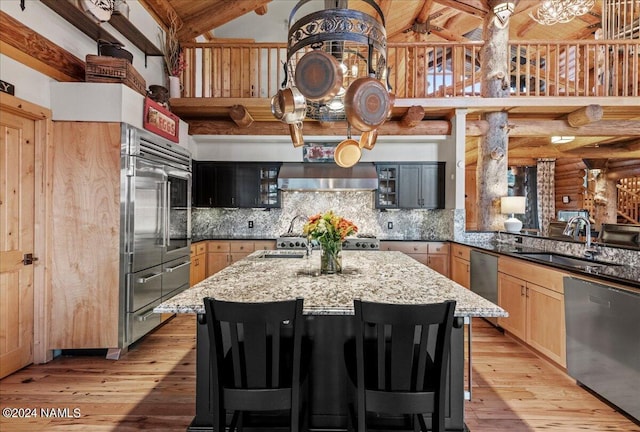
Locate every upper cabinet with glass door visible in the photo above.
<box><xmin>376</xmin><ymin>164</ymin><xmax>398</xmax><ymax>209</ymax></box>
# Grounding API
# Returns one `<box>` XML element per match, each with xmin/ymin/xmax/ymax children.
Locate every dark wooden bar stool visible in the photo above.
<box><xmin>203</xmin><ymin>297</ymin><xmax>306</xmax><ymax>432</ymax></box>
<box><xmin>345</xmin><ymin>299</ymin><xmax>457</xmax><ymax>432</ymax></box>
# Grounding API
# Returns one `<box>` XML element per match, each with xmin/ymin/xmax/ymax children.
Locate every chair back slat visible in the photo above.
<box><xmin>229</xmin><ymin>323</ymin><xmax>243</xmax><ymax>386</ymax></box>
<box><xmin>243</xmin><ymin>321</ymin><xmax>268</xmax><ymax>387</ymax></box>
<box><xmin>389</xmin><ymin>323</ymin><xmax>415</xmax><ymax>391</ymax></box>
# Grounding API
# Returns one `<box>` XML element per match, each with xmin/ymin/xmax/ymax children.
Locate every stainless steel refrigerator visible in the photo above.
<box><xmin>119</xmin><ymin>124</ymin><xmax>191</xmax><ymax>348</ymax></box>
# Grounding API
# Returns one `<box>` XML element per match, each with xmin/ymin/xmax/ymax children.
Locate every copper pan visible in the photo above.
<box><xmin>359</xmin><ymin>129</ymin><xmax>378</xmax><ymax>150</ymax></box>
<box><xmin>334</xmin><ymin>138</ymin><xmax>361</xmax><ymax>168</ymax></box>
<box><xmin>344</xmin><ymin>77</ymin><xmax>389</xmax><ymax>132</ymax></box>
<box><xmin>295</xmin><ymin>50</ymin><xmax>343</xmax><ymax>102</ymax></box>
<box><xmin>289</xmin><ymin>122</ymin><xmax>304</xmax><ymax>148</ymax></box>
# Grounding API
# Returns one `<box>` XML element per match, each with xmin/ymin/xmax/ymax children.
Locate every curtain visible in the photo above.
<box><xmin>536</xmin><ymin>158</ymin><xmax>556</xmax><ymax>236</ymax></box>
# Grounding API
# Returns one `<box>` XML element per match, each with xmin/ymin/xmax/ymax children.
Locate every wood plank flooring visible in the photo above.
<box><xmin>0</xmin><ymin>316</ymin><xmax>638</xmax><ymax>431</ymax></box>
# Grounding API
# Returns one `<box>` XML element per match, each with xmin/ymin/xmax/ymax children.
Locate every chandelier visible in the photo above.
<box><xmin>529</xmin><ymin>0</ymin><xmax>596</xmax><ymax>25</ymax></box>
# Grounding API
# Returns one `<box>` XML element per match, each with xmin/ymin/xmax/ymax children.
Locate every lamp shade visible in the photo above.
<box><xmin>501</xmin><ymin>196</ymin><xmax>526</xmax><ymax>215</ymax></box>
<box><xmin>501</xmin><ymin>196</ymin><xmax>526</xmax><ymax>233</ymax></box>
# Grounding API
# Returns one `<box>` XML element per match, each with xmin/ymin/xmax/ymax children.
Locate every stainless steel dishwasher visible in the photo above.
<box><xmin>564</xmin><ymin>277</ymin><xmax>640</xmax><ymax>421</ymax></box>
<box><xmin>470</xmin><ymin>250</ymin><xmax>499</xmax><ymax>326</ymax></box>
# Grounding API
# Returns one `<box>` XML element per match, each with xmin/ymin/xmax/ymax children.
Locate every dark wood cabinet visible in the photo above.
<box><xmin>375</xmin><ymin>164</ymin><xmax>398</xmax><ymax>208</ymax></box>
<box><xmin>192</xmin><ymin>162</ymin><xmax>281</xmax><ymax>208</ymax></box>
<box><xmin>376</xmin><ymin>162</ymin><xmax>445</xmax><ymax>209</ymax></box>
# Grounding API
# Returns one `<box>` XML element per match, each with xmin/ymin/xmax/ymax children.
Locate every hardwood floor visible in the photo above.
<box><xmin>0</xmin><ymin>315</ymin><xmax>637</xmax><ymax>431</ymax></box>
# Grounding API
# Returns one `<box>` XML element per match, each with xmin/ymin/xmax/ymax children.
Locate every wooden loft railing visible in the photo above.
<box><xmin>178</xmin><ymin>39</ymin><xmax>640</xmax><ymax>99</ymax></box>
<box><xmin>617</xmin><ymin>177</ymin><xmax>640</xmax><ymax>224</ymax></box>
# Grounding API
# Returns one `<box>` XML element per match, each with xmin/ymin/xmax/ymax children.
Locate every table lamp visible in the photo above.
<box><xmin>501</xmin><ymin>196</ymin><xmax>526</xmax><ymax>233</ymax></box>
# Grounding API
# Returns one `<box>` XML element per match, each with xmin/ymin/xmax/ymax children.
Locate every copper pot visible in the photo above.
<box><xmin>344</xmin><ymin>77</ymin><xmax>390</xmax><ymax>132</ymax></box>
<box><xmin>276</xmin><ymin>87</ymin><xmax>307</xmax><ymax>124</ymax></box>
<box><xmin>295</xmin><ymin>50</ymin><xmax>343</xmax><ymax>102</ymax></box>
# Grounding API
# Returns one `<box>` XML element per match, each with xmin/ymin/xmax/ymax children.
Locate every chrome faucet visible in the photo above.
<box><xmin>563</xmin><ymin>216</ymin><xmax>598</xmax><ymax>258</ymax></box>
<box><xmin>287</xmin><ymin>214</ymin><xmax>308</xmax><ymax>234</ymax></box>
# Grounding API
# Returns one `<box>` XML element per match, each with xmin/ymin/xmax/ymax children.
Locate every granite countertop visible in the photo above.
<box><xmin>454</xmin><ymin>240</ymin><xmax>640</xmax><ymax>290</ymax></box>
<box><xmin>155</xmin><ymin>250</ymin><xmax>507</xmax><ymax>317</ymax></box>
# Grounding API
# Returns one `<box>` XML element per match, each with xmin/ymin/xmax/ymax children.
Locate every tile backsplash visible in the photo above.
<box><xmin>192</xmin><ymin>191</ymin><xmax>456</xmax><ymax>241</ymax></box>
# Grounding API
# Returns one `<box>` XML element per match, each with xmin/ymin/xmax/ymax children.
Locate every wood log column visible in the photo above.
<box><xmin>477</xmin><ymin>7</ymin><xmax>511</xmax><ymax>231</ymax></box>
<box><xmin>592</xmin><ymin>171</ymin><xmax>618</xmax><ymax>230</ymax></box>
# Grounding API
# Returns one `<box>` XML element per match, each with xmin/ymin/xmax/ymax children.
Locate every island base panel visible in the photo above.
<box><xmin>190</xmin><ymin>314</ymin><xmax>465</xmax><ymax>431</ymax></box>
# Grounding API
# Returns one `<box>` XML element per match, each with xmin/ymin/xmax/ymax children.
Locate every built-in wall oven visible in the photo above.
<box><xmin>120</xmin><ymin>124</ymin><xmax>191</xmax><ymax>347</ymax></box>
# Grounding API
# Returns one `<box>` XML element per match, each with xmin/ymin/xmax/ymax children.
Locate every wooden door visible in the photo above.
<box><xmin>427</xmin><ymin>254</ymin><xmax>449</xmax><ymax>277</ymax></box>
<box><xmin>451</xmin><ymin>256</ymin><xmax>470</xmax><ymax>289</ymax></box>
<box><xmin>0</xmin><ymin>110</ymin><xmax>35</xmax><ymax>378</ymax></box>
<box><xmin>526</xmin><ymin>282</ymin><xmax>566</xmax><ymax>367</ymax></box>
<box><xmin>497</xmin><ymin>273</ymin><xmax>527</xmax><ymax>340</ymax></box>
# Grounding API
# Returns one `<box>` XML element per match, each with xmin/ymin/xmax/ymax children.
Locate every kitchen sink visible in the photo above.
<box><xmin>256</xmin><ymin>250</ymin><xmax>305</xmax><ymax>259</ymax></box>
<box><xmin>516</xmin><ymin>252</ymin><xmax>620</xmax><ymax>269</ymax></box>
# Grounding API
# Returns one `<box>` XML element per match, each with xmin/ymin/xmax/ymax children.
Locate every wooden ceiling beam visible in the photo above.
<box><xmin>0</xmin><ymin>11</ymin><xmax>85</xmax><ymax>82</ymax></box>
<box><xmin>566</xmin><ymin>104</ymin><xmax>603</xmax><ymax>127</ymax></box>
<box><xmin>507</xmin><ymin>145</ymin><xmax>640</xmax><ymax>159</ymax></box>
<box><xmin>506</xmin><ymin>120</ymin><xmax>640</xmax><ymax>137</ymax></box>
<box><xmin>187</xmin><ymin>119</ymin><xmax>489</xmax><ymax>136</ymax></box>
<box><xmin>435</xmin><ymin>0</ymin><xmax>488</xmax><ymax>17</ymax></box>
<box><xmin>177</xmin><ymin>0</ymin><xmax>272</xmax><ymax>41</ymax></box>
<box><xmin>138</xmin><ymin>0</ymin><xmax>181</xmax><ymax>32</ymax></box>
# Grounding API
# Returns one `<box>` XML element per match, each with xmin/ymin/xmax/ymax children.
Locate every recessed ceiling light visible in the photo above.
<box><xmin>551</xmin><ymin>136</ymin><xmax>575</xmax><ymax>144</ymax></box>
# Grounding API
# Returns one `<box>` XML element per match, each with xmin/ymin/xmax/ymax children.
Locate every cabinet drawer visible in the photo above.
<box><xmin>428</xmin><ymin>242</ymin><xmax>449</xmax><ymax>255</ymax></box>
<box><xmin>208</xmin><ymin>241</ymin><xmax>230</xmax><ymax>252</ymax></box>
<box><xmin>195</xmin><ymin>242</ymin><xmax>206</xmax><ymax>255</ymax></box>
<box><xmin>381</xmin><ymin>241</ymin><xmax>429</xmax><ymax>254</ymax></box>
<box><xmin>451</xmin><ymin>244</ymin><xmax>471</xmax><ymax>261</ymax></box>
<box><xmin>254</xmin><ymin>240</ymin><xmax>276</xmax><ymax>250</ymax></box>
<box><xmin>230</xmin><ymin>241</ymin><xmax>255</xmax><ymax>253</ymax></box>
<box><xmin>499</xmin><ymin>256</ymin><xmax>566</xmax><ymax>293</ymax></box>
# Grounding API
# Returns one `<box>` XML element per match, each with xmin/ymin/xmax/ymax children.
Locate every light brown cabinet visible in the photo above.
<box><xmin>380</xmin><ymin>241</ymin><xmax>450</xmax><ymax>277</ymax></box>
<box><xmin>49</xmin><ymin>122</ymin><xmax>121</xmax><ymax>349</ymax></box>
<box><xmin>190</xmin><ymin>243</ymin><xmax>207</xmax><ymax>286</ymax></box>
<box><xmin>498</xmin><ymin>257</ymin><xmax>567</xmax><ymax>367</ymax></box>
<box><xmin>450</xmin><ymin>244</ymin><xmax>471</xmax><ymax>289</ymax></box>
<box><xmin>206</xmin><ymin>240</ymin><xmax>276</xmax><ymax>277</ymax></box>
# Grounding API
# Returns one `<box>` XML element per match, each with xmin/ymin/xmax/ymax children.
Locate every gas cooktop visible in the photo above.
<box><xmin>276</xmin><ymin>236</ymin><xmax>379</xmax><ymax>250</ymax></box>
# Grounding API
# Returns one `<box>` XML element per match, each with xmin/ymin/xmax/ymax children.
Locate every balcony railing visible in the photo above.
<box><xmin>179</xmin><ymin>40</ymin><xmax>640</xmax><ymax>99</ymax></box>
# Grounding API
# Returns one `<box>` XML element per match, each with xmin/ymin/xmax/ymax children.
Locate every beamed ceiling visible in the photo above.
<box><xmin>139</xmin><ymin>0</ymin><xmax>640</xmax><ymax>164</ymax></box>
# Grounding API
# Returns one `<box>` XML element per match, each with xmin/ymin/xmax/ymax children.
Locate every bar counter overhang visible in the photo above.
<box><xmin>155</xmin><ymin>250</ymin><xmax>506</xmax><ymax>431</ymax></box>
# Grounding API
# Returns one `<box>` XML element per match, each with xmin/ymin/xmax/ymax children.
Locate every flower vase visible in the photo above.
<box><xmin>168</xmin><ymin>76</ymin><xmax>181</xmax><ymax>98</ymax></box>
<box><xmin>320</xmin><ymin>242</ymin><xmax>342</xmax><ymax>274</ymax></box>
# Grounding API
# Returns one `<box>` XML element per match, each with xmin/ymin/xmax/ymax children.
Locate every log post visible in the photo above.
<box><xmin>592</xmin><ymin>171</ymin><xmax>618</xmax><ymax>231</ymax></box>
<box><xmin>477</xmin><ymin>6</ymin><xmax>511</xmax><ymax>231</ymax></box>
<box><xmin>566</xmin><ymin>104</ymin><xmax>603</xmax><ymax>127</ymax></box>
<box><xmin>229</xmin><ymin>105</ymin><xmax>254</xmax><ymax>128</ymax></box>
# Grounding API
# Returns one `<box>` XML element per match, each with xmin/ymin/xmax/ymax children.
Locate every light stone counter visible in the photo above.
<box><xmin>156</xmin><ymin>250</ymin><xmax>506</xmax><ymax>317</ymax></box>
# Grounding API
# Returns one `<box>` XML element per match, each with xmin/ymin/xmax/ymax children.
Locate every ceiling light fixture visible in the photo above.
<box><xmin>493</xmin><ymin>1</ymin><xmax>516</xmax><ymax>25</ymax></box>
<box><xmin>529</xmin><ymin>0</ymin><xmax>595</xmax><ymax>25</ymax></box>
<box><xmin>551</xmin><ymin>135</ymin><xmax>576</xmax><ymax>144</ymax></box>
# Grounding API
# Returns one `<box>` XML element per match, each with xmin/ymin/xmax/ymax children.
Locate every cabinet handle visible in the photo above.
<box><xmin>137</xmin><ymin>272</ymin><xmax>162</xmax><ymax>284</ymax></box>
<box><xmin>165</xmin><ymin>261</ymin><xmax>190</xmax><ymax>273</ymax></box>
<box><xmin>521</xmin><ymin>286</ymin><xmax>525</xmax><ymax>296</ymax></box>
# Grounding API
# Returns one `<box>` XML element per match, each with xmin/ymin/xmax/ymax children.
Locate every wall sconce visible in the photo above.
<box><xmin>551</xmin><ymin>135</ymin><xmax>575</xmax><ymax>144</ymax></box>
<box><xmin>493</xmin><ymin>1</ymin><xmax>516</xmax><ymax>25</ymax></box>
<box><xmin>562</xmin><ymin>195</ymin><xmax>571</xmax><ymax>204</ymax></box>
<box><xmin>501</xmin><ymin>196</ymin><xmax>526</xmax><ymax>233</ymax></box>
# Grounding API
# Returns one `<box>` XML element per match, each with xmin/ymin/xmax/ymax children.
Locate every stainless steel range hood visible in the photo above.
<box><xmin>277</xmin><ymin>163</ymin><xmax>378</xmax><ymax>191</ymax></box>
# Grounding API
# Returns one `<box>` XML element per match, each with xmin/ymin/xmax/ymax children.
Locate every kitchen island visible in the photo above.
<box><xmin>156</xmin><ymin>250</ymin><xmax>506</xmax><ymax>431</ymax></box>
